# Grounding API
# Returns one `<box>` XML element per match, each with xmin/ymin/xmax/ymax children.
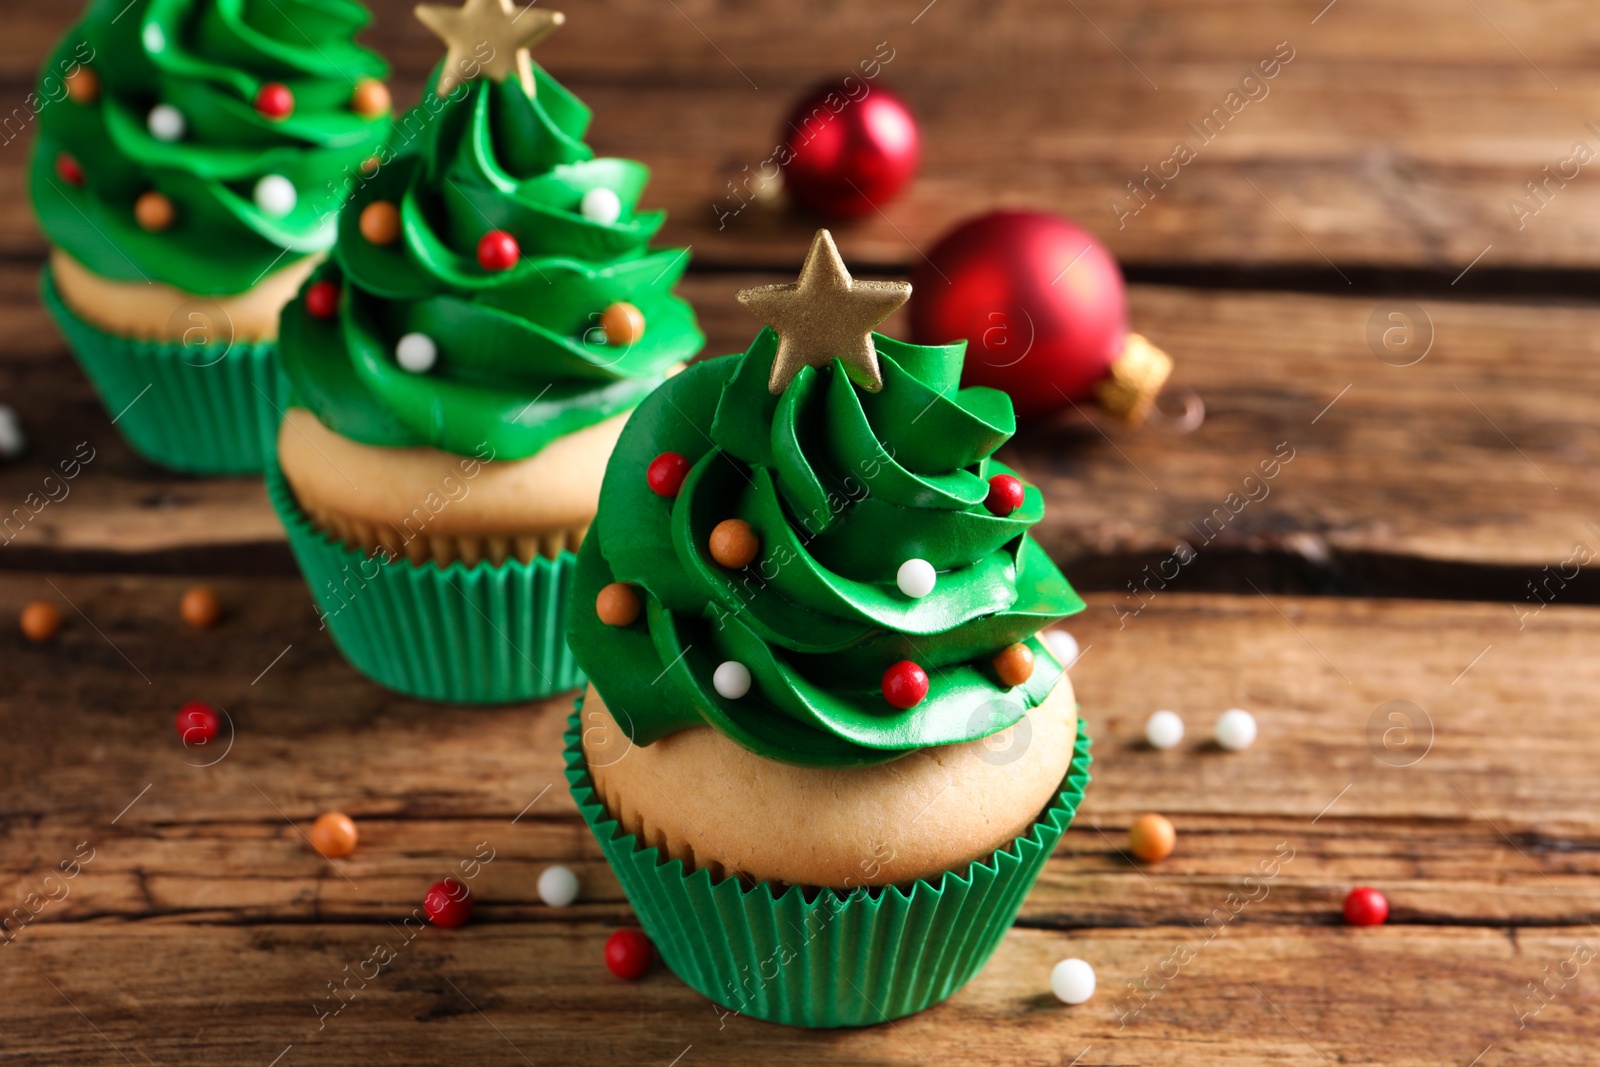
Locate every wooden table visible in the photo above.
<box><xmin>4</xmin><ymin>2</ymin><xmax>1597</xmax><ymax>1063</ymax></box>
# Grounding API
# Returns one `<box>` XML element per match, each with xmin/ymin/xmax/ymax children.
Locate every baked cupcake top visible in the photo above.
<box><xmin>30</xmin><ymin>0</ymin><xmax>391</xmax><ymax>296</ymax></box>
<box><xmin>277</xmin><ymin>6</ymin><xmax>704</xmax><ymax>461</ymax></box>
<box><xmin>569</xmin><ymin>231</ymin><xmax>1085</xmax><ymax>768</ymax></box>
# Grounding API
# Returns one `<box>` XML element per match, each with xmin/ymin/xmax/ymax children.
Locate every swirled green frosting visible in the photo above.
<box><xmin>277</xmin><ymin>66</ymin><xmax>704</xmax><ymax>460</ymax></box>
<box><xmin>29</xmin><ymin>0</ymin><xmax>390</xmax><ymax>295</ymax></box>
<box><xmin>568</xmin><ymin>329</ymin><xmax>1086</xmax><ymax>768</ymax></box>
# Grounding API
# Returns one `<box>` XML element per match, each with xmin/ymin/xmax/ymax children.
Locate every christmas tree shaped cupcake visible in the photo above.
<box><xmin>268</xmin><ymin>0</ymin><xmax>703</xmax><ymax>703</ymax></box>
<box><xmin>566</xmin><ymin>231</ymin><xmax>1090</xmax><ymax>1026</ymax></box>
<box><xmin>32</xmin><ymin>0</ymin><xmax>392</xmax><ymax>474</ymax></box>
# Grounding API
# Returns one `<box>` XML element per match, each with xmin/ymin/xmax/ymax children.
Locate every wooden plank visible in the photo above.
<box><xmin>3</xmin><ymin>577</ymin><xmax>1597</xmax><ymax>929</ymax></box>
<box><xmin>1020</xmin><ymin>285</ymin><xmax>1600</xmax><ymax>576</ymax></box>
<box><xmin>6</xmin><ymin>811</ymin><xmax>1598</xmax><ymax>930</ymax></box>
<box><xmin>4</xmin><ymin>275</ymin><xmax>1599</xmax><ymax>586</ymax></box>
<box><xmin>0</xmin><ymin>581</ymin><xmax>1574</xmax><ymax>823</ymax></box>
<box><xmin>11</xmin><ymin>0</ymin><xmax>1600</xmax><ymax>83</ymax></box>
<box><xmin>4</xmin><ymin>1</ymin><xmax>1600</xmax><ymax>268</ymax></box>
<box><xmin>1</xmin><ymin>923</ymin><xmax>1586</xmax><ymax>1065</ymax></box>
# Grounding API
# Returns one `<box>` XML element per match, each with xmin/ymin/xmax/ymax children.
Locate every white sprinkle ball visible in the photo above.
<box><xmin>147</xmin><ymin>104</ymin><xmax>186</xmax><ymax>142</ymax></box>
<box><xmin>896</xmin><ymin>558</ymin><xmax>936</xmax><ymax>599</ymax></box>
<box><xmin>0</xmin><ymin>405</ymin><xmax>24</xmax><ymax>459</ymax></box>
<box><xmin>1051</xmin><ymin>958</ymin><xmax>1096</xmax><ymax>1005</ymax></box>
<box><xmin>1216</xmin><ymin>707</ymin><xmax>1257</xmax><ymax>752</ymax></box>
<box><xmin>537</xmin><ymin>865</ymin><xmax>580</xmax><ymax>908</ymax></box>
<box><xmin>253</xmin><ymin>174</ymin><xmax>296</xmax><ymax>217</ymax></box>
<box><xmin>1145</xmin><ymin>709</ymin><xmax>1184</xmax><ymax>750</ymax></box>
<box><xmin>395</xmin><ymin>332</ymin><xmax>438</xmax><ymax>374</ymax></box>
<box><xmin>1043</xmin><ymin>629</ymin><xmax>1080</xmax><ymax>668</ymax></box>
<box><xmin>580</xmin><ymin>187</ymin><xmax>622</xmax><ymax>225</ymax></box>
<box><xmin>713</xmin><ymin>660</ymin><xmax>751</xmax><ymax>700</ymax></box>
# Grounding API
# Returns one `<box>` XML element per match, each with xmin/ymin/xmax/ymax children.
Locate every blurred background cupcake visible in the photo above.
<box><xmin>566</xmin><ymin>232</ymin><xmax>1089</xmax><ymax>1026</ymax></box>
<box><xmin>31</xmin><ymin>0</ymin><xmax>392</xmax><ymax>475</ymax></box>
<box><xmin>267</xmin><ymin>5</ymin><xmax>704</xmax><ymax>704</ymax></box>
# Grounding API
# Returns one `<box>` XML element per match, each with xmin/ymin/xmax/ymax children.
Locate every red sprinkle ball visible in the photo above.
<box><xmin>604</xmin><ymin>929</ymin><xmax>654</xmax><ymax>979</ymax></box>
<box><xmin>1342</xmin><ymin>886</ymin><xmax>1389</xmax><ymax>926</ymax></box>
<box><xmin>255</xmin><ymin>82</ymin><xmax>294</xmax><ymax>120</ymax></box>
<box><xmin>174</xmin><ymin>701</ymin><xmax>220</xmax><ymax>746</ymax></box>
<box><xmin>984</xmin><ymin>474</ymin><xmax>1025</xmax><ymax>516</ymax></box>
<box><xmin>477</xmin><ymin>230</ymin><xmax>520</xmax><ymax>271</ymax></box>
<box><xmin>56</xmin><ymin>152</ymin><xmax>85</xmax><ymax>187</ymax></box>
<box><xmin>881</xmin><ymin>660</ymin><xmax>930</xmax><ymax>709</ymax></box>
<box><xmin>647</xmin><ymin>452</ymin><xmax>690</xmax><ymax>498</ymax></box>
<box><xmin>304</xmin><ymin>280</ymin><xmax>340</xmax><ymax>320</ymax></box>
<box><xmin>423</xmin><ymin>878</ymin><xmax>474</xmax><ymax>928</ymax></box>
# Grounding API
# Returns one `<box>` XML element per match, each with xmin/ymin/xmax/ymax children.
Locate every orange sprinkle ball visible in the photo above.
<box><xmin>709</xmin><ymin>519</ymin><xmax>759</xmax><ymax>569</ymax></box>
<box><xmin>1128</xmin><ymin>813</ymin><xmax>1176</xmax><ymax>863</ymax></box>
<box><xmin>601</xmin><ymin>302</ymin><xmax>645</xmax><ymax>346</ymax></box>
<box><xmin>350</xmin><ymin>78</ymin><xmax>391</xmax><ymax>119</ymax></box>
<box><xmin>360</xmin><ymin>200</ymin><xmax>401</xmax><ymax>245</ymax></box>
<box><xmin>596</xmin><ymin>582</ymin><xmax>641</xmax><ymax>627</ymax></box>
<box><xmin>180</xmin><ymin>585</ymin><xmax>222</xmax><ymax>629</ymax></box>
<box><xmin>992</xmin><ymin>643</ymin><xmax>1034</xmax><ymax>688</ymax></box>
<box><xmin>310</xmin><ymin>812</ymin><xmax>359</xmax><ymax>858</ymax></box>
<box><xmin>20</xmin><ymin>600</ymin><xmax>62</xmax><ymax>643</ymax></box>
<box><xmin>359</xmin><ymin>155</ymin><xmax>381</xmax><ymax>176</ymax></box>
<box><xmin>65</xmin><ymin>66</ymin><xmax>100</xmax><ymax>105</ymax></box>
<box><xmin>134</xmin><ymin>190</ymin><xmax>174</xmax><ymax>232</ymax></box>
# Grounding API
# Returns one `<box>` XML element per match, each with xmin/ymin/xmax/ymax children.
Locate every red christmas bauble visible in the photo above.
<box><xmin>882</xmin><ymin>660</ymin><xmax>929</xmax><ymax>709</ymax></box>
<box><xmin>304</xmin><ymin>281</ymin><xmax>339</xmax><ymax>320</ymax></box>
<box><xmin>174</xmin><ymin>701</ymin><xmax>219</xmax><ymax>745</ymax></box>
<box><xmin>604</xmin><ymin>929</ymin><xmax>654</xmax><ymax>979</ymax></box>
<box><xmin>910</xmin><ymin>211</ymin><xmax>1128</xmax><ymax>420</ymax></box>
<box><xmin>424</xmin><ymin>878</ymin><xmax>474</xmax><ymax>928</ymax></box>
<box><xmin>781</xmin><ymin>81</ymin><xmax>919</xmax><ymax>218</ymax></box>
<box><xmin>477</xmin><ymin>230</ymin><xmax>519</xmax><ymax>271</ymax></box>
<box><xmin>255</xmin><ymin>83</ymin><xmax>294</xmax><ymax>120</ymax></box>
<box><xmin>647</xmin><ymin>452</ymin><xmax>690</xmax><ymax>497</ymax></box>
<box><xmin>984</xmin><ymin>474</ymin><xmax>1024</xmax><ymax>516</ymax></box>
<box><xmin>1342</xmin><ymin>886</ymin><xmax>1389</xmax><ymax>926</ymax></box>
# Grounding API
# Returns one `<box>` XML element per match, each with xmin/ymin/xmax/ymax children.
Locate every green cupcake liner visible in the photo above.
<box><xmin>41</xmin><ymin>264</ymin><xmax>286</xmax><ymax>476</ymax></box>
<box><xmin>566</xmin><ymin>698</ymin><xmax>1092</xmax><ymax>1027</ymax></box>
<box><xmin>266</xmin><ymin>464</ymin><xmax>584</xmax><ymax>704</ymax></box>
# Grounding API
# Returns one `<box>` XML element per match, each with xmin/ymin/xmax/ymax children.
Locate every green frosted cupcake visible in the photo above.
<box><xmin>268</xmin><ymin>4</ymin><xmax>703</xmax><ymax>704</ymax></box>
<box><xmin>566</xmin><ymin>230</ymin><xmax>1089</xmax><ymax>1026</ymax></box>
<box><xmin>30</xmin><ymin>0</ymin><xmax>393</xmax><ymax>475</ymax></box>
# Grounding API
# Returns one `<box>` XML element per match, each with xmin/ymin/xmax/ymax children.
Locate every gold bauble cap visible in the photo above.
<box><xmin>1094</xmin><ymin>332</ymin><xmax>1173</xmax><ymax>425</ymax></box>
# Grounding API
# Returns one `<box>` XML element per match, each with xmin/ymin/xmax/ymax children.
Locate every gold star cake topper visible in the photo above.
<box><xmin>415</xmin><ymin>0</ymin><xmax>565</xmax><ymax>98</ymax></box>
<box><xmin>737</xmin><ymin>230</ymin><xmax>912</xmax><ymax>395</ymax></box>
